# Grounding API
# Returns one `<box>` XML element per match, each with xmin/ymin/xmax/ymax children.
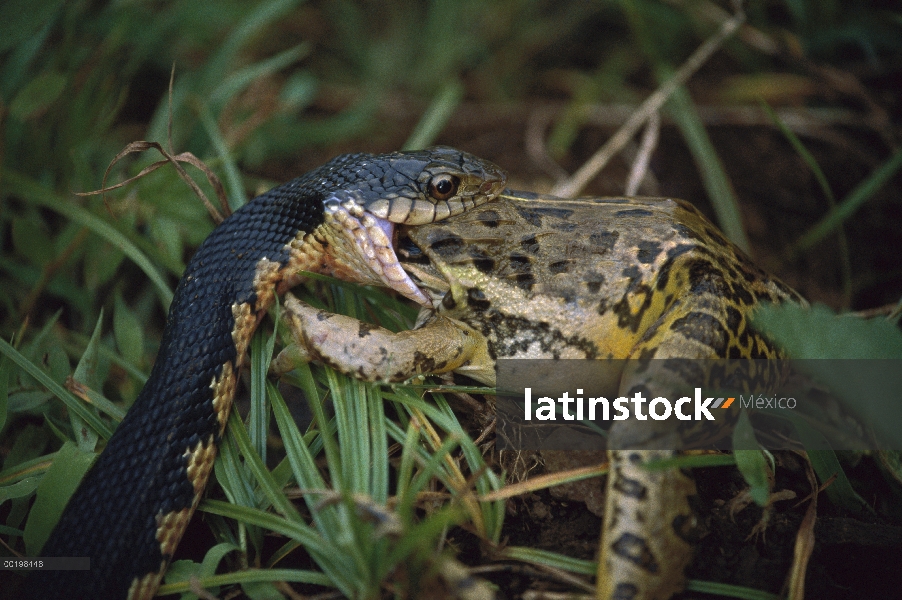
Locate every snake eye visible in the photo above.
<box><xmin>428</xmin><ymin>174</ymin><xmax>460</xmax><ymax>201</ymax></box>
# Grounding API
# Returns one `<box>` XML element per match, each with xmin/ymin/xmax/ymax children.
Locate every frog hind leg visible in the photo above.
<box><xmin>273</xmin><ymin>292</ymin><xmax>493</xmax><ymax>384</ymax></box>
<box><xmin>597</xmin><ymin>297</ymin><xmax>739</xmax><ymax>600</ymax></box>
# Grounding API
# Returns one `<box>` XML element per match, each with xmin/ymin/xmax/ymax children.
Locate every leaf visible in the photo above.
<box><xmin>4</xmin><ymin>424</ymin><xmax>47</xmax><ymax>471</ymax></box>
<box><xmin>0</xmin><ymin>0</ymin><xmax>63</xmax><ymax>54</ymax></box>
<box><xmin>0</xmin><ymin>477</ymin><xmax>41</xmax><ymax>503</ymax></box>
<box><xmin>9</xmin><ymin>70</ymin><xmax>68</xmax><ymax>120</ymax></box>
<box><xmin>755</xmin><ymin>302</ymin><xmax>902</xmax><ymax>459</ymax></box>
<box><xmin>733</xmin><ymin>411</ymin><xmax>771</xmax><ymax>506</ymax></box>
<box><xmin>12</xmin><ymin>216</ymin><xmax>53</xmax><ymax>266</ymax></box>
<box><xmin>23</xmin><ymin>441</ymin><xmax>96</xmax><ymax>555</ymax></box>
<box><xmin>70</xmin><ymin>311</ymin><xmax>105</xmax><ymax>453</ymax></box>
<box><xmin>114</xmin><ymin>294</ymin><xmax>144</xmax><ymax>367</ymax></box>
<box><xmin>0</xmin><ymin>337</ymin><xmax>113</xmax><ymax>439</ymax></box>
<box><xmin>753</xmin><ymin>303</ymin><xmax>902</xmax><ymax>359</ymax></box>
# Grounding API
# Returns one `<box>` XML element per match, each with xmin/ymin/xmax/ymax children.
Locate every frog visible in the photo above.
<box><xmin>274</xmin><ymin>189</ymin><xmax>803</xmax><ymax>599</ymax></box>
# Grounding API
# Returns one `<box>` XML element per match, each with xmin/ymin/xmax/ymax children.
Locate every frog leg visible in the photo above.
<box><xmin>273</xmin><ymin>293</ymin><xmax>493</xmax><ymax>383</ymax></box>
<box><xmin>597</xmin><ymin>299</ymin><xmax>735</xmax><ymax>600</ymax></box>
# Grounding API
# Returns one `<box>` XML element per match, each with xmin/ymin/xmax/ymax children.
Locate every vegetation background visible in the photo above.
<box><xmin>1</xmin><ymin>0</ymin><xmax>901</xmax><ymax>598</ymax></box>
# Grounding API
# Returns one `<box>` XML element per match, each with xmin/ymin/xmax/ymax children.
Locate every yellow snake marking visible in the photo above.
<box><xmin>231</xmin><ymin>302</ymin><xmax>257</xmax><ymax>364</ymax></box>
<box><xmin>210</xmin><ymin>361</ymin><xmax>237</xmax><ymax>433</ymax></box>
<box><xmin>251</xmin><ymin>258</ymin><xmax>283</xmax><ymax>311</ymax></box>
<box><xmin>128</xmin><ymin>570</ymin><xmax>164</xmax><ymax>600</ymax></box>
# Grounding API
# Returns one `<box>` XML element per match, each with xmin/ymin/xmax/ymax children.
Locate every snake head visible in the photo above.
<box><xmin>315</xmin><ymin>147</ymin><xmax>507</xmax><ymax>306</ymax></box>
<box><xmin>314</xmin><ymin>146</ymin><xmax>507</xmax><ymax>226</ymax></box>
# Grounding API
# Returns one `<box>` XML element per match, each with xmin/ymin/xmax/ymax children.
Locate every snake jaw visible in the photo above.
<box><xmin>323</xmin><ymin>200</ymin><xmax>431</xmax><ymax>306</ymax></box>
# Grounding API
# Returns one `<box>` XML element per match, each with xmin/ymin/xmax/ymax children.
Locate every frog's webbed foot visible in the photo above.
<box><xmin>726</xmin><ymin>482</ymin><xmax>797</xmax><ymax>542</ymax></box>
<box><xmin>272</xmin><ymin>293</ymin><xmax>489</xmax><ymax>383</ymax></box>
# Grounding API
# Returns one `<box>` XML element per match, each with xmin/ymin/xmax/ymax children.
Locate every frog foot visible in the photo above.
<box><xmin>726</xmin><ymin>487</ymin><xmax>797</xmax><ymax>542</ymax></box>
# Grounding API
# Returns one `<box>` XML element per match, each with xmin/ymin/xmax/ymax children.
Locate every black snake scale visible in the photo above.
<box><xmin>31</xmin><ymin>147</ymin><xmax>506</xmax><ymax>599</ymax></box>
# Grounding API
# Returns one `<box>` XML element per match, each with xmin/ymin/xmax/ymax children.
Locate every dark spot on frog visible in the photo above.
<box><xmin>610</xmin><ymin>534</ymin><xmax>651</xmax><ymax>570</ymax></box>
<box><xmin>612</xmin><ymin>283</ymin><xmax>653</xmax><ymax>332</ymax></box>
<box><xmin>428</xmin><ymin>233</ymin><xmax>465</xmax><ymax>256</ymax></box>
<box><xmin>612</xmin><ymin>469</ymin><xmax>648</xmax><ymax>500</ymax></box>
<box><xmin>534</xmin><ymin>207</ymin><xmax>575</xmax><ymax>219</ymax></box>
<box><xmin>739</xmin><ymin>264</ymin><xmax>760</xmax><ymax>283</ymax></box>
<box><xmin>357</xmin><ymin>322</ymin><xmax>378</xmax><ymax>338</ymax></box>
<box><xmin>467</xmin><ymin>288</ymin><xmax>491</xmax><ymax>311</ymax></box>
<box><xmin>729</xmin><ymin>281</ymin><xmax>755</xmax><ymax>306</ymax></box>
<box><xmin>514</xmin><ymin>272</ymin><xmax>536</xmax><ymax>291</ymax></box>
<box><xmin>655</xmin><ymin>262</ymin><xmax>673</xmax><ymax>292</ymax></box>
<box><xmin>624</xmin><ymin>382</ymin><xmax>651</xmax><ymax>399</ymax></box>
<box><xmin>411</xmin><ymin>351</ymin><xmax>446</xmax><ymax>375</ymax></box>
<box><xmin>636</xmin><ymin>346</ymin><xmax>657</xmax><ymax>359</ymax></box>
<box><xmin>470</xmin><ymin>251</ymin><xmax>496</xmax><ymax>274</ymax></box>
<box><xmin>669</xmin><ymin>311</ymin><xmax>729</xmax><ymax>352</ymax></box>
<box><xmin>621</xmin><ymin>265</ymin><xmax>650</xmax><ymax>295</ymax></box>
<box><xmin>636</xmin><ymin>241</ymin><xmax>662</xmax><ymax>264</ymax></box>
<box><xmin>514</xmin><ymin>206</ymin><xmax>543</xmax><ymax>227</ymax></box>
<box><xmin>721</xmin><ymin>263</ymin><xmax>739</xmax><ymax>281</ymax></box>
<box><xmin>515</xmin><ymin>206</ymin><xmax>574</xmax><ymax>227</ymax></box>
<box><xmin>750</xmin><ymin>338</ymin><xmax>771</xmax><ymax>359</ymax></box>
<box><xmin>685</xmin><ymin>258</ymin><xmax>733</xmax><ymax>298</ymax></box>
<box><xmin>736</xmin><ymin>323</ymin><xmax>750</xmax><ymax>350</ymax></box>
<box><xmin>586</xmin><ymin>273</ymin><xmax>605</xmax><ymax>295</ymax></box>
<box><xmin>397</xmin><ymin>236</ymin><xmax>429</xmax><ymax>263</ymax></box>
<box><xmin>507</xmin><ymin>189</ymin><xmax>539</xmax><ymax>199</ymax></box>
<box><xmin>614</xmin><ymin>208</ymin><xmax>653</xmax><ymax>218</ymax></box>
<box><xmin>477</xmin><ymin>209</ymin><xmax>500</xmax><ymax>227</ymax></box>
<box><xmin>753</xmin><ymin>289</ymin><xmax>773</xmax><ymax>303</ymax></box>
<box><xmin>548</xmin><ymin>260</ymin><xmax>570</xmax><ymax>274</ymax></box>
<box><xmin>549</xmin><ymin>221</ymin><xmax>579</xmax><ymax>232</ymax></box>
<box><xmin>703</xmin><ymin>226</ymin><xmax>731</xmax><ymax>249</ymax></box>
<box><xmin>508</xmin><ymin>254</ymin><xmax>532</xmax><ymax>274</ymax></box>
<box><xmin>520</xmin><ymin>233</ymin><xmax>541</xmax><ymax>254</ymax></box>
<box><xmin>655</xmin><ymin>243</ymin><xmax>700</xmax><ymax>294</ymax></box>
<box><xmin>724</xmin><ymin>305</ymin><xmax>743</xmax><ymax>335</ymax></box>
<box><xmin>774</xmin><ymin>279</ymin><xmax>799</xmax><ymax>299</ymax></box>
<box><xmin>597</xmin><ymin>298</ymin><xmax>611</xmax><ymax>314</ymax></box>
<box><xmin>589</xmin><ymin>230</ymin><xmax>619</xmax><ymax>253</ymax></box>
<box><xmin>441</xmin><ymin>293</ymin><xmax>457</xmax><ymax>310</ymax></box>
<box><xmin>672</xmin><ymin>222</ymin><xmax>701</xmax><ymax>242</ymax></box>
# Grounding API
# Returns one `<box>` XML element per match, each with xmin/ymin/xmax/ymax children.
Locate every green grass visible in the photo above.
<box><xmin>1</xmin><ymin>0</ymin><xmax>900</xmax><ymax>597</ymax></box>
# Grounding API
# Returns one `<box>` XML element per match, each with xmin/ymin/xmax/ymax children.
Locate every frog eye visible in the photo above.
<box><xmin>428</xmin><ymin>174</ymin><xmax>460</xmax><ymax>201</ymax></box>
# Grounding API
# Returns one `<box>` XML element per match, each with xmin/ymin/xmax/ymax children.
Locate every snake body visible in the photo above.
<box><xmin>32</xmin><ymin>147</ymin><xmax>506</xmax><ymax>599</ymax></box>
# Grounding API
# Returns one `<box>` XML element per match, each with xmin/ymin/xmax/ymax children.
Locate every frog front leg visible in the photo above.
<box><xmin>273</xmin><ymin>293</ymin><xmax>493</xmax><ymax>383</ymax></box>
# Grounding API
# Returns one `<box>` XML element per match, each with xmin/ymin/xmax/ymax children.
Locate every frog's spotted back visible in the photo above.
<box><xmin>401</xmin><ymin>193</ymin><xmax>801</xmax><ymax>363</ymax></box>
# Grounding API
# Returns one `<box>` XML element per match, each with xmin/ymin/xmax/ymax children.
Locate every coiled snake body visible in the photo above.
<box><xmin>33</xmin><ymin>147</ymin><xmax>506</xmax><ymax>599</ymax></box>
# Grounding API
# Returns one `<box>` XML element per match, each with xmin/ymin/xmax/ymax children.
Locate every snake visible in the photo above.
<box><xmin>31</xmin><ymin>147</ymin><xmax>507</xmax><ymax>599</ymax></box>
